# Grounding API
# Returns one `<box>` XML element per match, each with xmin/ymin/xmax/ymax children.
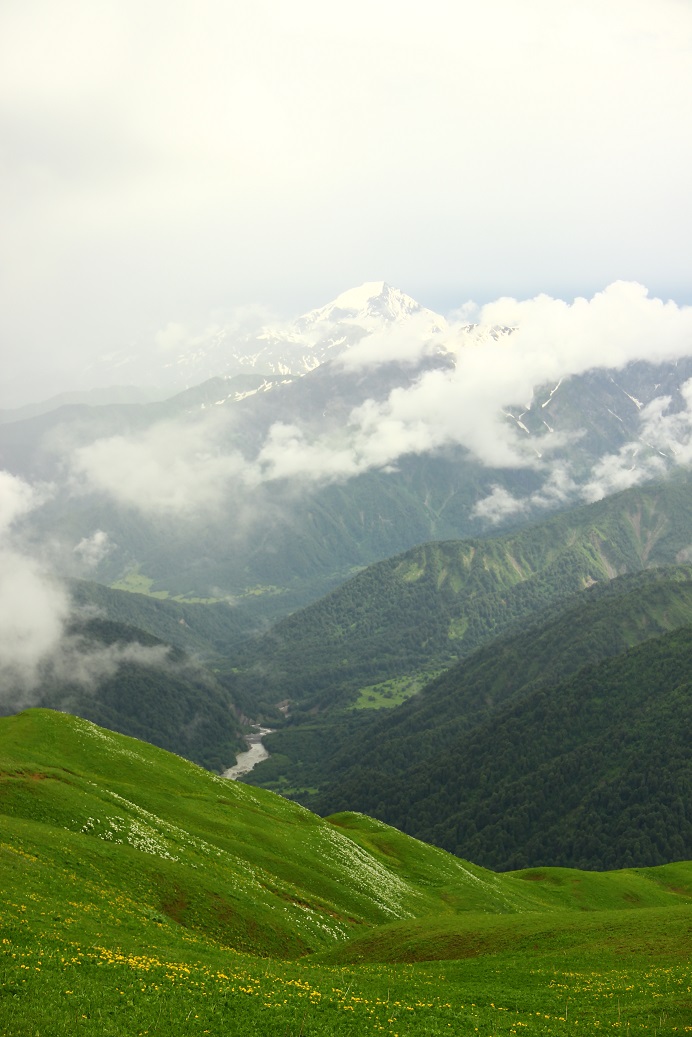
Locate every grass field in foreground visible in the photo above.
<box><xmin>1</xmin><ymin>710</ymin><xmax>690</xmax><ymax>1035</ymax></box>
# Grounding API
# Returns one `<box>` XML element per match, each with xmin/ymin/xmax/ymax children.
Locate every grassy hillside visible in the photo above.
<box><xmin>1</xmin><ymin>710</ymin><xmax>691</xmax><ymax>1035</ymax></box>
<box><xmin>235</xmin><ymin>476</ymin><xmax>692</xmax><ymax>712</ymax></box>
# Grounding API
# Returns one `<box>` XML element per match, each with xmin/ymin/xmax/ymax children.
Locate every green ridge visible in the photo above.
<box><xmin>235</xmin><ymin>477</ymin><xmax>692</xmax><ymax>713</ymax></box>
<box><xmin>245</xmin><ymin>569</ymin><xmax>692</xmax><ymax>871</ymax></box>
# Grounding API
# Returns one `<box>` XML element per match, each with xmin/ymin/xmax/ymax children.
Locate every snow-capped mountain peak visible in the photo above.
<box><xmin>297</xmin><ymin>281</ymin><xmax>446</xmax><ymax>333</ymax></box>
<box><xmin>95</xmin><ymin>282</ymin><xmax>448</xmax><ymax>392</ymax></box>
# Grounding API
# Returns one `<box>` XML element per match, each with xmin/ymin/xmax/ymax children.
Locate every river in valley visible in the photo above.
<box><xmin>223</xmin><ymin>727</ymin><xmax>274</xmax><ymax>780</ymax></box>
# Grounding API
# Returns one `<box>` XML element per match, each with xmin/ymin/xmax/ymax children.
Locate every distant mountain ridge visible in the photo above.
<box><xmin>232</xmin><ymin>473</ymin><xmax>692</xmax><ymax>711</ymax></box>
<box><xmin>0</xmin><ymin>385</ymin><xmax>169</xmax><ymax>425</ymax></box>
<box><xmin>6</xmin><ymin>349</ymin><xmax>692</xmax><ymax>615</ymax></box>
<box><xmin>5</xmin><ymin>281</ymin><xmax>692</xmax><ymax>644</ymax></box>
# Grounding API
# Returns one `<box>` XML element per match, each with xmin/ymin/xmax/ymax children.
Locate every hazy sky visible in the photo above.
<box><xmin>2</xmin><ymin>0</ymin><xmax>692</xmax><ymax>405</ymax></box>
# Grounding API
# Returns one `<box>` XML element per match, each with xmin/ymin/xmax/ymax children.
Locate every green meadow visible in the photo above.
<box><xmin>352</xmin><ymin>672</ymin><xmax>445</xmax><ymax>710</ymax></box>
<box><xmin>1</xmin><ymin>710</ymin><xmax>690</xmax><ymax>1036</ymax></box>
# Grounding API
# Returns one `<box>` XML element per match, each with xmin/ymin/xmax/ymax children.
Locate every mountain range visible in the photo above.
<box><xmin>247</xmin><ymin>565</ymin><xmax>692</xmax><ymax>870</ymax></box>
<box><xmin>4</xmin><ymin>281</ymin><xmax>692</xmax><ymax>616</ymax></box>
<box><xmin>3</xmin><ymin>279</ymin><xmax>692</xmax><ymax>878</ymax></box>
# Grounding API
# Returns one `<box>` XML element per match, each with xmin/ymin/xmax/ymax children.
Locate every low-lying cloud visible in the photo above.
<box><xmin>473</xmin><ymin>379</ymin><xmax>692</xmax><ymax>521</ymax></box>
<box><xmin>68</xmin><ymin>282</ymin><xmax>692</xmax><ymax>522</ymax></box>
<box><xmin>0</xmin><ymin>471</ymin><xmax>67</xmax><ymax>697</ymax></box>
<box><xmin>45</xmin><ymin>636</ymin><xmax>171</xmax><ymax>690</ymax></box>
<box><xmin>335</xmin><ymin>311</ymin><xmax>448</xmax><ymax>372</ymax></box>
<box><xmin>580</xmin><ymin>382</ymin><xmax>692</xmax><ymax>503</ymax></box>
<box><xmin>74</xmin><ymin>529</ymin><xmax>112</xmax><ymax>568</ymax></box>
<box><xmin>0</xmin><ymin>469</ymin><xmax>171</xmax><ymax>711</ymax></box>
<box><xmin>71</xmin><ymin>414</ymin><xmax>253</xmax><ymax>518</ymax></box>
<box><xmin>0</xmin><ymin>537</ymin><xmax>71</xmax><ymax>698</ymax></box>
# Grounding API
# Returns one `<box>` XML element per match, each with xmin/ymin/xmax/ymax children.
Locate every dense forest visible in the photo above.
<box><xmin>25</xmin><ymin>617</ymin><xmax>248</xmax><ymax>771</ymax></box>
<box><xmin>68</xmin><ymin>579</ymin><xmax>257</xmax><ymax>657</ymax></box>
<box><xmin>233</xmin><ymin>475</ymin><xmax>692</xmax><ymax>712</ymax></box>
<box><xmin>243</xmin><ymin>568</ymin><xmax>692</xmax><ymax>870</ymax></box>
<box><xmin>317</xmin><ymin>625</ymin><xmax>692</xmax><ymax>870</ymax></box>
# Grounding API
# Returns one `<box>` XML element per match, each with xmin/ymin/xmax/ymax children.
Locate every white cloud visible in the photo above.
<box><xmin>479</xmin><ymin>282</ymin><xmax>692</xmax><ymax>375</ymax></box>
<box><xmin>73</xmin><ymin>530</ymin><xmax>112</xmax><ymax>569</ymax></box>
<box><xmin>580</xmin><ymin>445</ymin><xmax>667</xmax><ymax>504</ymax></box>
<box><xmin>579</xmin><ymin>379</ymin><xmax>692</xmax><ymax>502</ymax></box>
<box><xmin>0</xmin><ymin>469</ymin><xmax>169</xmax><ymax>708</ymax></box>
<box><xmin>336</xmin><ymin>313</ymin><xmax>447</xmax><ymax>372</ymax></box>
<box><xmin>66</xmin><ymin>282</ymin><xmax>692</xmax><ymax>518</ymax></box>
<box><xmin>350</xmin><ymin>361</ymin><xmax>540</xmax><ymax>471</ymax></box>
<box><xmin>0</xmin><ymin>544</ymin><xmax>71</xmax><ymax>696</ymax></box>
<box><xmin>72</xmin><ymin>415</ymin><xmax>254</xmax><ymax>517</ymax></box>
<box><xmin>0</xmin><ymin>472</ymin><xmax>69</xmax><ymax>697</ymax></box>
<box><xmin>529</xmin><ymin>464</ymin><xmax>579</xmax><ymax>509</ymax></box>
<box><xmin>0</xmin><ymin>470</ymin><xmax>51</xmax><ymax>532</ymax></box>
<box><xmin>637</xmin><ymin>380</ymin><xmax>692</xmax><ymax>463</ymax></box>
<box><xmin>256</xmin><ymin>423</ymin><xmax>361</xmax><ymax>483</ymax></box>
<box><xmin>471</xmin><ymin>486</ymin><xmax>529</xmax><ymax>525</ymax></box>
<box><xmin>46</xmin><ymin>637</ymin><xmax>171</xmax><ymax>689</ymax></box>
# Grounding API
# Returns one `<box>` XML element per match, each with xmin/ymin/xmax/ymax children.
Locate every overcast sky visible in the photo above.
<box><xmin>2</xmin><ymin>0</ymin><xmax>692</xmax><ymax>406</ymax></box>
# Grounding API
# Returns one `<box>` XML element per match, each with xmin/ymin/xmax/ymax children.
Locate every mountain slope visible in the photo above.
<box><xmin>246</xmin><ymin>564</ymin><xmax>692</xmax><ymax>787</ymax></box>
<box><xmin>2</xmin><ymin>710</ymin><xmax>691</xmax><ymax>1035</ymax></box>
<box><xmin>2</xmin><ymin>709</ymin><xmax>690</xmax><ymax>942</ymax></box>
<box><xmin>309</xmin><ymin>617</ymin><xmax>692</xmax><ymax>871</ymax></box>
<box><xmin>235</xmin><ymin>474</ymin><xmax>692</xmax><ymax>711</ymax></box>
<box><xmin>0</xmin><ymin>709</ymin><xmax>607</xmax><ymax>953</ymax></box>
<box><xmin>0</xmin><ymin>616</ymin><xmax>248</xmax><ymax>771</ymax></box>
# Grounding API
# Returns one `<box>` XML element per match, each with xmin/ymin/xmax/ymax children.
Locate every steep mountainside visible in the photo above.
<box><xmin>244</xmin><ymin>568</ymin><xmax>692</xmax><ymax>800</ymax></box>
<box><xmin>3</xmin><ymin>709</ymin><xmax>690</xmax><ymax>947</ymax></box>
<box><xmin>242</xmin><ymin>570</ymin><xmax>692</xmax><ymax>871</ymax></box>
<box><xmin>234</xmin><ymin>475</ymin><xmax>692</xmax><ymax>711</ymax></box>
<box><xmin>315</xmin><ymin>625</ymin><xmax>692</xmax><ymax>871</ymax></box>
<box><xmin>1</xmin><ymin>617</ymin><xmax>248</xmax><ymax>771</ymax></box>
<box><xmin>1</xmin><ymin>708</ymin><xmax>636</xmax><ymax>957</ymax></box>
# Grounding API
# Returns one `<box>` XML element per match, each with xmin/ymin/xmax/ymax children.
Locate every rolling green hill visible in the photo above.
<box><xmin>1</xmin><ymin>710</ymin><xmax>691</xmax><ymax>1035</ymax></box>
